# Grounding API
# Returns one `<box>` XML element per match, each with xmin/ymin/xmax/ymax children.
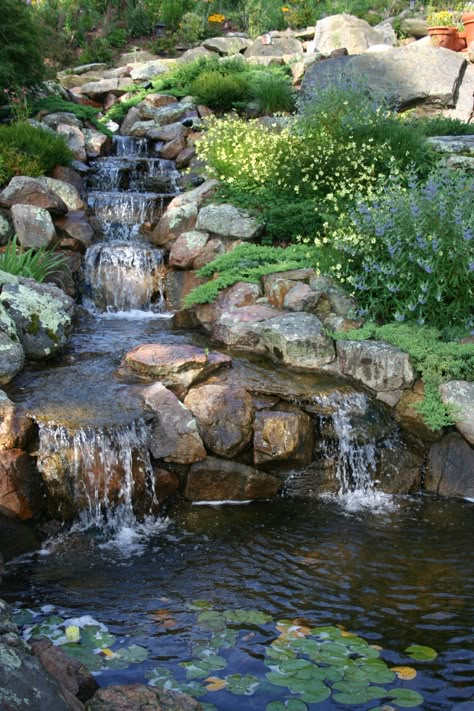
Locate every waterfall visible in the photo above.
<box><xmin>36</xmin><ymin>419</ymin><xmax>157</xmax><ymax>529</ymax></box>
<box><xmin>82</xmin><ymin>243</ymin><xmax>165</xmax><ymax>313</ymax></box>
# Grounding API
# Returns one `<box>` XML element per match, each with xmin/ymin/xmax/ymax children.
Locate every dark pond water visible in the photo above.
<box><xmin>2</xmin><ymin>496</ymin><xmax>474</xmax><ymax>710</ymax></box>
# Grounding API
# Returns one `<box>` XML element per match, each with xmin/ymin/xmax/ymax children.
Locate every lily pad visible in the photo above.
<box><xmin>388</xmin><ymin>689</ymin><xmax>424</xmax><ymax>707</ymax></box>
<box><xmin>181</xmin><ymin>655</ymin><xmax>227</xmax><ymax>679</ymax></box>
<box><xmin>405</xmin><ymin>644</ymin><xmax>438</xmax><ymax>661</ymax></box>
<box><xmin>224</xmin><ymin>609</ymin><xmax>272</xmax><ymax>626</ymax></box>
<box><xmin>80</xmin><ymin>625</ymin><xmax>116</xmax><ymax>650</ymax></box>
<box><xmin>146</xmin><ymin>666</ymin><xmax>174</xmax><ymax>686</ymax></box>
<box><xmin>12</xmin><ymin>609</ymin><xmax>36</xmax><ymax>626</ymax></box>
<box><xmin>391</xmin><ymin>666</ymin><xmax>417</xmax><ymax>680</ymax></box>
<box><xmin>332</xmin><ymin>685</ymin><xmax>388</xmax><ymax>705</ymax></box>
<box><xmin>197</xmin><ymin>611</ymin><xmax>227</xmax><ymax>632</ymax></box>
<box><xmin>266</xmin><ymin>701</ymin><xmax>309</xmax><ymax>711</ymax></box>
<box><xmin>225</xmin><ymin>673</ymin><xmax>260</xmax><ymax>696</ymax></box>
<box><xmin>114</xmin><ymin>644</ymin><xmax>148</xmax><ymax>664</ymax></box>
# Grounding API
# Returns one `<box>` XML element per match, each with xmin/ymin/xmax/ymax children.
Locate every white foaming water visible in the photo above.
<box><xmin>97</xmin><ymin>309</ymin><xmax>173</xmax><ymax>321</ymax></box>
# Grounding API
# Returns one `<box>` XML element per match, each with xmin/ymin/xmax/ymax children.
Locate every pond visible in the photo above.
<box><xmin>2</xmin><ymin>495</ymin><xmax>474</xmax><ymax>710</ymax></box>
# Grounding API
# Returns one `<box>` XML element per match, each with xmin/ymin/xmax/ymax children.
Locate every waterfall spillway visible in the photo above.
<box><xmin>37</xmin><ymin>419</ymin><xmax>156</xmax><ymax>528</ymax></box>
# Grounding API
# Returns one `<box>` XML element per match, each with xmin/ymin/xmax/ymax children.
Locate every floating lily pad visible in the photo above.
<box><xmin>391</xmin><ymin>666</ymin><xmax>417</xmax><ymax>680</ymax></box>
<box><xmin>146</xmin><ymin>666</ymin><xmax>174</xmax><ymax>686</ymax></box>
<box><xmin>189</xmin><ymin>600</ymin><xmax>214</xmax><ymax>610</ymax></box>
<box><xmin>299</xmin><ymin>684</ymin><xmax>331</xmax><ymax>704</ymax></box>
<box><xmin>266</xmin><ymin>700</ymin><xmax>309</xmax><ymax>711</ymax></box>
<box><xmin>224</xmin><ymin>609</ymin><xmax>272</xmax><ymax>626</ymax></box>
<box><xmin>266</xmin><ymin>644</ymin><xmax>297</xmax><ymax>661</ymax></box>
<box><xmin>225</xmin><ymin>673</ymin><xmax>260</xmax><ymax>696</ymax></box>
<box><xmin>197</xmin><ymin>611</ymin><xmax>227</xmax><ymax>632</ymax></box>
<box><xmin>114</xmin><ymin>644</ymin><xmax>148</xmax><ymax>663</ymax></box>
<box><xmin>181</xmin><ymin>654</ymin><xmax>227</xmax><ymax>679</ymax></box>
<box><xmin>80</xmin><ymin>625</ymin><xmax>116</xmax><ymax>650</ymax></box>
<box><xmin>333</xmin><ymin>685</ymin><xmax>388</xmax><ymax>705</ymax></box>
<box><xmin>388</xmin><ymin>688</ymin><xmax>424</xmax><ymax>707</ymax></box>
<box><xmin>12</xmin><ymin>609</ymin><xmax>36</xmax><ymax>626</ymax></box>
<box><xmin>405</xmin><ymin>644</ymin><xmax>438</xmax><ymax>661</ymax></box>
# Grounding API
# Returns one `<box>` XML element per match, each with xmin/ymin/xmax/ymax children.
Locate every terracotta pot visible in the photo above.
<box><xmin>455</xmin><ymin>30</ymin><xmax>467</xmax><ymax>50</ymax></box>
<box><xmin>462</xmin><ymin>14</ymin><xmax>474</xmax><ymax>45</ymax></box>
<box><xmin>427</xmin><ymin>25</ymin><xmax>458</xmax><ymax>50</ymax></box>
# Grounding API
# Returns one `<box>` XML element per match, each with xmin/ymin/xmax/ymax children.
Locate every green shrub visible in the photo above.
<box><xmin>32</xmin><ymin>97</ymin><xmax>113</xmax><ymax>137</ymax></box>
<box><xmin>0</xmin><ymin>123</ymin><xmax>72</xmax><ymax>186</ymax></box>
<box><xmin>321</xmin><ymin>169</ymin><xmax>474</xmax><ymax>332</ymax></box>
<box><xmin>0</xmin><ymin>0</ymin><xmax>45</xmax><ymax>94</ymax></box>
<box><xmin>160</xmin><ymin>0</ymin><xmax>193</xmax><ymax>31</ymax></box>
<box><xmin>0</xmin><ymin>235</ymin><xmax>70</xmax><ymax>283</ymax></box>
<box><xmin>334</xmin><ymin>322</ymin><xmax>474</xmax><ymax>430</ymax></box>
<box><xmin>184</xmin><ymin>243</ymin><xmax>316</xmax><ymax>305</ymax></box>
<box><xmin>411</xmin><ymin>115</ymin><xmax>474</xmax><ymax>137</ymax></box>
<box><xmin>79</xmin><ymin>39</ymin><xmax>114</xmax><ymax>65</ymax></box>
<box><xmin>106</xmin><ymin>27</ymin><xmax>128</xmax><ymax>48</ymax></box>
<box><xmin>248</xmin><ymin>72</ymin><xmax>296</xmax><ymax>114</ymax></box>
<box><xmin>190</xmin><ymin>71</ymin><xmax>250</xmax><ymax>112</ymax></box>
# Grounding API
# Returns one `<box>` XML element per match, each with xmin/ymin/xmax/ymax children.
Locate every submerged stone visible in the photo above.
<box><xmin>184</xmin><ymin>456</ymin><xmax>281</xmax><ymax>502</ymax></box>
<box><xmin>86</xmin><ymin>684</ymin><xmax>203</xmax><ymax>710</ymax></box>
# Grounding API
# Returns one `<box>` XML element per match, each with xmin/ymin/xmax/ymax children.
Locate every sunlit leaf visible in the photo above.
<box><xmin>391</xmin><ymin>666</ymin><xmax>417</xmax><ymax>680</ymax></box>
<box><xmin>388</xmin><ymin>688</ymin><xmax>424</xmax><ymax>707</ymax></box>
<box><xmin>405</xmin><ymin>644</ymin><xmax>438</xmax><ymax>661</ymax></box>
<box><xmin>100</xmin><ymin>648</ymin><xmax>115</xmax><ymax>658</ymax></box>
<box><xmin>205</xmin><ymin>676</ymin><xmax>228</xmax><ymax>691</ymax></box>
<box><xmin>266</xmin><ymin>701</ymin><xmax>309</xmax><ymax>711</ymax></box>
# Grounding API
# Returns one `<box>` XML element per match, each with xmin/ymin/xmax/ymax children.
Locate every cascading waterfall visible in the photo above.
<box><xmin>82</xmin><ymin>243</ymin><xmax>165</xmax><ymax>313</ymax></box>
<box><xmin>36</xmin><ymin>419</ymin><xmax>156</xmax><ymax>530</ymax></box>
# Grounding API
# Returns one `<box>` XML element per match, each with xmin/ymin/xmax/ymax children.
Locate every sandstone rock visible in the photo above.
<box><xmin>86</xmin><ymin>684</ymin><xmax>202</xmax><ymax>711</ymax></box>
<box><xmin>244</xmin><ymin>36</ymin><xmax>304</xmax><ymax>58</ymax></box>
<box><xmin>0</xmin><ymin>176</ymin><xmax>68</xmax><ymax>214</ymax></box>
<box><xmin>0</xmin><ymin>449</ymin><xmax>40</xmax><ymax>519</ymax></box>
<box><xmin>184</xmin><ymin>456</ymin><xmax>281</xmax><ymax>501</ymax></box>
<box><xmin>83</xmin><ymin>128</ymin><xmax>111</xmax><ymax>159</ymax></box>
<box><xmin>426</xmin><ymin>432</ymin><xmax>474</xmax><ymax>498</ymax></box>
<box><xmin>129</xmin><ymin>60</ymin><xmax>168</xmax><ymax>81</ymax></box>
<box><xmin>11</xmin><ymin>204</ymin><xmax>58</xmax><ymax>250</ymax></box>
<box><xmin>263</xmin><ymin>268</ymin><xmax>316</xmax><ymax>296</ymax></box>
<box><xmin>36</xmin><ymin>177</ymin><xmax>84</xmax><ymax>211</ymax></box>
<box><xmin>119</xmin><ymin>105</ymin><xmax>141</xmax><ymax>136</ymax></box>
<box><xmin>337</xmin><ymin>340</ymin><xmax>414</xmax><ymax>392</ymax></box>
<box><xmin>438</xmin><ymin>380</ymin><xmax>474</xmax><ymax>446</ymax></box>
<box><xmin>56</xmin><ymin>123</ymin><xmax>87</xmax><ymax>162</ymax></box>
<box><xmin>151</xmin><ymin>180</ymin><xmax>219</xmax><ymax>246</ymax></box>
<box><xmin>31</xmin><ymin>639</ymin><xmax>98</xmax><ymax>702</ymax></box>
<box><xmin>169</xmin><ymin>230</ymin><xmax>209</xmax><ymax>269</ymax></box>
<box><xmin>54</xmin><ymin>211</ymin><xmax>94</xmax><ymax>250</ymax></box>
<box><xmin>158</xmin><ymin>135</ymin><xmax>186</xmax><ymax>160</ymax></box>
<box><xmin>192</xmin><ymin>237</ymin><xmax>225</xmax><ymax>269</ymax></box>
<box><xmin>255</xmin><ymin>312</ymin><xmax>335</xmax><ymax>370</ymax></box>
<box><xmin>301</xmin><ymin>44</ymin><xmax>467</xmax><ymax>110</ymax></box>
<box><xmin>175</xmin><ymin>147</ymin><xmax>196</xmax><ymax>170</ymax></box>
<box><xmin>0</xmin><ymin>208</ymin><xmax>14</xmax><ymax>245</ymax></box>
<box><xmin>195</xmin><ymin>282</ymin><xmax>263</xmax><ymax>332</ymax></box>
<box><xmin>147</xmin><ymin>121</ymin><xmax>186</xmax><ymax>142</ymax></box>
<box><xmin>0</xmin><ymin>390</ymin><xmax>34</xmax><ymax>450</ymax></box>
<box><xmin>254</xmin><ymin>406</ymin><xmax>313</xmax><ymax>465</ymax></box>
<box><xmin>283</xmin><ymin>282</ymin><xmax>321</xmax><ymax>312</ymax></box>
<box><xmin>203</xmin><ymin>36</ymin><xmax>253</xmax><ymax>55</ymax></box>
<box><xmin>0</xmin><ymin>301</ymin><xmax>25</xmax><ymax>383</ymax></box>
<box><xmin>283</xmin><ymin>460</ymin><xmax>340</xmax><ymax>498</ymax></box>
<box><xmin>122</xmin><ymin>344</ymin><xmax>232</xmax><ymax>396</ymax></box>
<box><xmin>0</xmin><ymin>278</ymin><xmax>75</xmax><ymax>359</ymax></box>
<box><xmin>143</xmin><ymin>93</ymin><xmax>178</xmax><ymax>108</ymax></box>
<box><xmin>153</xmin><ymin>468</ymin><xmax>180</xmax><ymax>502</ymax></box>
<box><xmin>184</xmin><ymin>384</ymin><xmax>254</xmax><ymax>458</ymax></box>
<box><xmin>142</xmin><ymin>382</ymin><xmax>206</xmax><ymax>464</ymax></box>
<box><xmin>313</xmin><ymin>13</ymin><xmax>388</xmax><ymax>55</ymax></box>
<box><xmin>196</xmin><ymin>203</ymin><xmax>262</xmax><ymax>240</ymax></box>
<box><xmin>80</xmin><ymin>78</ymin><xmax>132</xmax><ymax>99</ymax></box>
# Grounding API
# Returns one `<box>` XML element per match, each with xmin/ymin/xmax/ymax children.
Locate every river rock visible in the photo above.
<box><xmin>86</xmin><ymin>684</ymin><xmax>202</xmax><ymax>711</ymax></box>
<box><xmin>151</xmin><ymin>179</ymin><xmax>219</xmax><ymax>247</ymax></box>
<box><xmin>283</xmin><ymin>282</ymin><xmax>321</xmax><ymax>312</ymax></box>
<box><xmin>0</xmin><ymin>390</ymin><xmax>34</xmax><ymax>450</ymax></box>
<box><xmin>41</xmin><ymin>111</ymin><xmax>83</xmax><ymax>130</ymax></box>
<box><xmin>426</xmin><ymin>432</ymin><xmax>474</xmax><ymax>499</ymax></box>
<box><xmin>54</xmin><ymin>211</ymin><xmax>94</xmax><ymax>250</ymax></box>
<box><xmin>184</xmin><ymin>456</ymin><xmax>281</xmax><ymax>502</ymax></box>
<box><xmin>253</xmin><ymin>405</ymin><xmax>313</xmax><ymax>465</ymax></box>
<box><xmin>0</xmin><ymin>449</ymin><xmax>40</xmax><ymax>519</ymax></box>
<box><xmin>169</xmin><ymin>231</ymin><xmax>209</xmax><ymax>269</ymax></box>
<box><xmin>301</xmin><ymin>45</ymin><xmax>467</xmax><ymax>110</ymax></box>
<box><xmin>36</xmin><ymin>177</ymin><xmax>84</xmax><ymax>211</ymax></box>
<box><xmin>255</xmin><ymin>312</ymin><xmax>335</xmax><ymax>370</ymax></box>
<box><xmin>56</xmin><ymin>124</ymin><xmax>87</xmax><ymax>162</ymax></box>
<box><xmin>0</xmin><ymin>278</ymin><xmax>75</xmax><ymax>359</ymax></box>
<box><xmin>312</xmin><ymin>13</ymin><xmax>388</xmax><ymax>54</ymax></box>
<box><xmin>10</xmin><ymin>204</ymin><xmax>58</xmax><ymax>250</ymax></box>
<box><xmin>192</xmin><ymin>237</ymin><xmax>225</xmax><ymax>269</ymax></box>
<box><xmin>0</xmin><ymin>176</ymin><xmax>68</xmax><ymax>214</ymax></box>
<box><xmin>142</xmin><ymin>382</ymin><xmax>206</xmax><ymax>464</ymax></box>
<box><xmin>0</xmin><ymin>302</ymin><xmax>25</xmax><ymax>383</ymax></box>
<box><xmin>196</xmin><ymin>203</ymin><xmax>262</xmax><ymax>240</ymax></box>
<box><xmin>438</xmin><ymin>380</ymin><xmax>474</xmax><ymax>446</ymax></box>
<box><xmin>122</xmin><ymin>344</ymin><xmax>232</xmax><ymax>397</ymax></box>
<box><xmin>336</xmin><ymin>340</ymin><xmax>414</xmax><ymax>393</ymax></box>
<box><xmin>0</xmin><ymin>600</ymin><xmax>83</xmax><ymax>711</ymax></box>
<box><xmin>203</xmin><ymin>36</ymin><xmax>253</xmax><ymax>55</ymax></box>
<box><xmin>184</xmin><ymin>384</ymin><xmax>254</xmax><ymax>458</ymax></box>
<box><xmin>244</xmin><ymin>36</ymin><xmax>304</xmax><ymax>59</ymax></box>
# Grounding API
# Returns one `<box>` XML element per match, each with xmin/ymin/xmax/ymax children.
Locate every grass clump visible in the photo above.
<box><xmin>0</xmin><ymin>236</ymin><xmax>69</xmax><ymax>283</ymax></box>
<box><xmin>184</xmin><ymin>243</ymin><xmax>316</xmax><ymax>306</ymax></box>
<box><xmin>333</xmin><ymin>322</ymin><xmax>474</xmax><ymax>430</ymax></box>
<box><xmin>32</xmin><ymin>97</ymin><xmax>113</xmax><ymax>137</ymax></box>
<box><xmin>0</xmin><ymin>123</ymin><xmax>73</xmax><ymax>187</ymax></box>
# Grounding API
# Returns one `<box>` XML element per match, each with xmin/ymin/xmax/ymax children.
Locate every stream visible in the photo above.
<box><xmin>1</xmin><ymin>137</ymin><xmax>473</xmax><ymax>710</ymax></box>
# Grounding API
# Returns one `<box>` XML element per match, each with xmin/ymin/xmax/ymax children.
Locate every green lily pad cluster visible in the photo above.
<box><xmin>12</xmin><ymin>607</ymin><xmax>148</xmax><ymax>673</ymax></box>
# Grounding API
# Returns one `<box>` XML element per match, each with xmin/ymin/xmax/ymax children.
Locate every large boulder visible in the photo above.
<box><xmin>336</xmin><ymin>340</ymin><xmax>414</xmax><ymax>393</ymax></box>
<box><xmin>438</xmin><ymin>380</ymin><xmax>474</xmax><ymax>445</ymax></box>
<box><xmin>121</xmin><ymin>344</ymin><xmax>231</xmax><ymax>397</ymax></box>
<box><xmin>56</xmin><ymin>124</ymin><xmax>87</xmax><ymax>162</ymax></box>
<box><xmin>426</xmin><ymin>432</ymin><xmax>474</xmax><ymax>499</ymax></box>
<box><xmin>79</xmin><ymin>78</ymin><xmax>132</xmax><ymax>99</ymax></box>
<box><xmin>184</xmin><ymin>456</ymin><xmax>281</xmax><ymax>502</ymax></box>
<box><xmin>244</xmin><ymin>36</ymin><xmax>304</xmax><ymax>59</ymax></box>
<box><xmin>0</xmin><ymin>390</ymin><xmax>34</xmax><ymax>450</ymax></box>
<box><xmin>142</xmin><ymin>382</ymin><xmax>206</xmax><ymax>464</ymax></box>
<box><xmin>86</xmin><ymin>684</ymin><xmax>202</xmax><ymax>711</ymax></box>
<box><xmin>36</xmin><ymin>177</ymin><xmax>84</xmax><ymax>211</ymax></box>
<box><xmin>255</xmin><ymin>312</ymin><xmax>336</xmax><ymax>370</ymax></box>
<box><xmin>0</xmin><ymin>278</ymin><xmax>75</xmax><ymax>359</ymax></box>
<box><xmin>129</xmin><ymin>60</ymin><xmax>168</xmax><ymax>81</ymax></box>
<box><xmin>212</xmin><ymin>304</ymin><xmax>283</xmax><ymax>352</ymax></box>
<box><xmin>196</xmin><ymin>203</ymin><xmax>263</xmax><ymax>240</ymax></box>
<box><xmin>301</xmin><ymin>45</ymin><xmax>467</xmax><ymax>110</ymax></box>
<box><xmin>10</xmin><ymin>204</ymin><xmax>58</xmax><ymax>250</ymax></box>
<box><xmin>0</xmin><ymin>449</ymin><xmax>40</xmax><ymax>519</ymax></box>
<box><xmin>184</xmin><ymin>384</ymin><xmax>254</xmax><ymax>458</ymax></box>
<box><xmin>0</xmin><ymin>301</ymin><xmax>25</xmax><ymax>383</ymax></box>
<box><xmin>203</xmin><ymin>36</ymin><xmax>253</xmax><ymax>55</ymax></box>
<box><xmin>312</xmin><ymin>13</ymin><xmax>389</xmax><ymax>55</ymax></box>
<box><xmin>0</xmin><ymin>176</ymin><xmax>68</xmax><ymax>214</ymax></box>
<box><xmin>151</xmin><ymin>179</ymin><xmax>219</xmax><ymax>247</ymax></box>
<box><xmin>253</xmin><ymin>405</ymin><xmax>313</xmax><ymax>465</ymax></box>
<box><xmin>168</xmin><ymin>230</ymin><xmax>210</xmax><ymax>269</ymax></box>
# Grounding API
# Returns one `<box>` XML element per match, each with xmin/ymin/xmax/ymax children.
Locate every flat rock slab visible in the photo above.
<box><xmin>121</xmin><ymin>344</ymin><xmax>232</xmax><ymax>396</ymax></box>
<box><xmin>301</xmin><ymin>44</ymin><xmax>466</xmax><ymax>110</ymax></box>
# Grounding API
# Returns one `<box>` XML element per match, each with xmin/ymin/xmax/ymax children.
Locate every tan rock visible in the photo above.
<box><xmin>184</xmin><ymin>456</ymin><xmax>281</xmax><ymax>501</ymax></box>
<box><xmin>169</xmin><ymin>230</ymin><xmax>209</xmax><ymax>270</ymax></box>
<box><xmin>254</xmin><ymin>406</ymin><xmax>313</xmax><ymax>465</ymax></box>
<box><xmin>0</xmin><ymin>176</ymin><xmax>67</xmax><ymax>214</ymax></box>
<box><xmin>0</xmin><ymin>449</ymin><xmax>40</xmax><ymax>520</ymax></box>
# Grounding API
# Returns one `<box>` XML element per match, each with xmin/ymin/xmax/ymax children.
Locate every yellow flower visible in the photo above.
<box><xmin>282</xmin><ymin>6</ymin><xmax>290</xmax><ymax>11</ymax></box>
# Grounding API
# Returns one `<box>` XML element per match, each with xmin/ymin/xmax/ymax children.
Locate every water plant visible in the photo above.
<box><xmin>0</xmin><ymin>236</ymin><xmax>70</xmax><ymax>284</ymax></box>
